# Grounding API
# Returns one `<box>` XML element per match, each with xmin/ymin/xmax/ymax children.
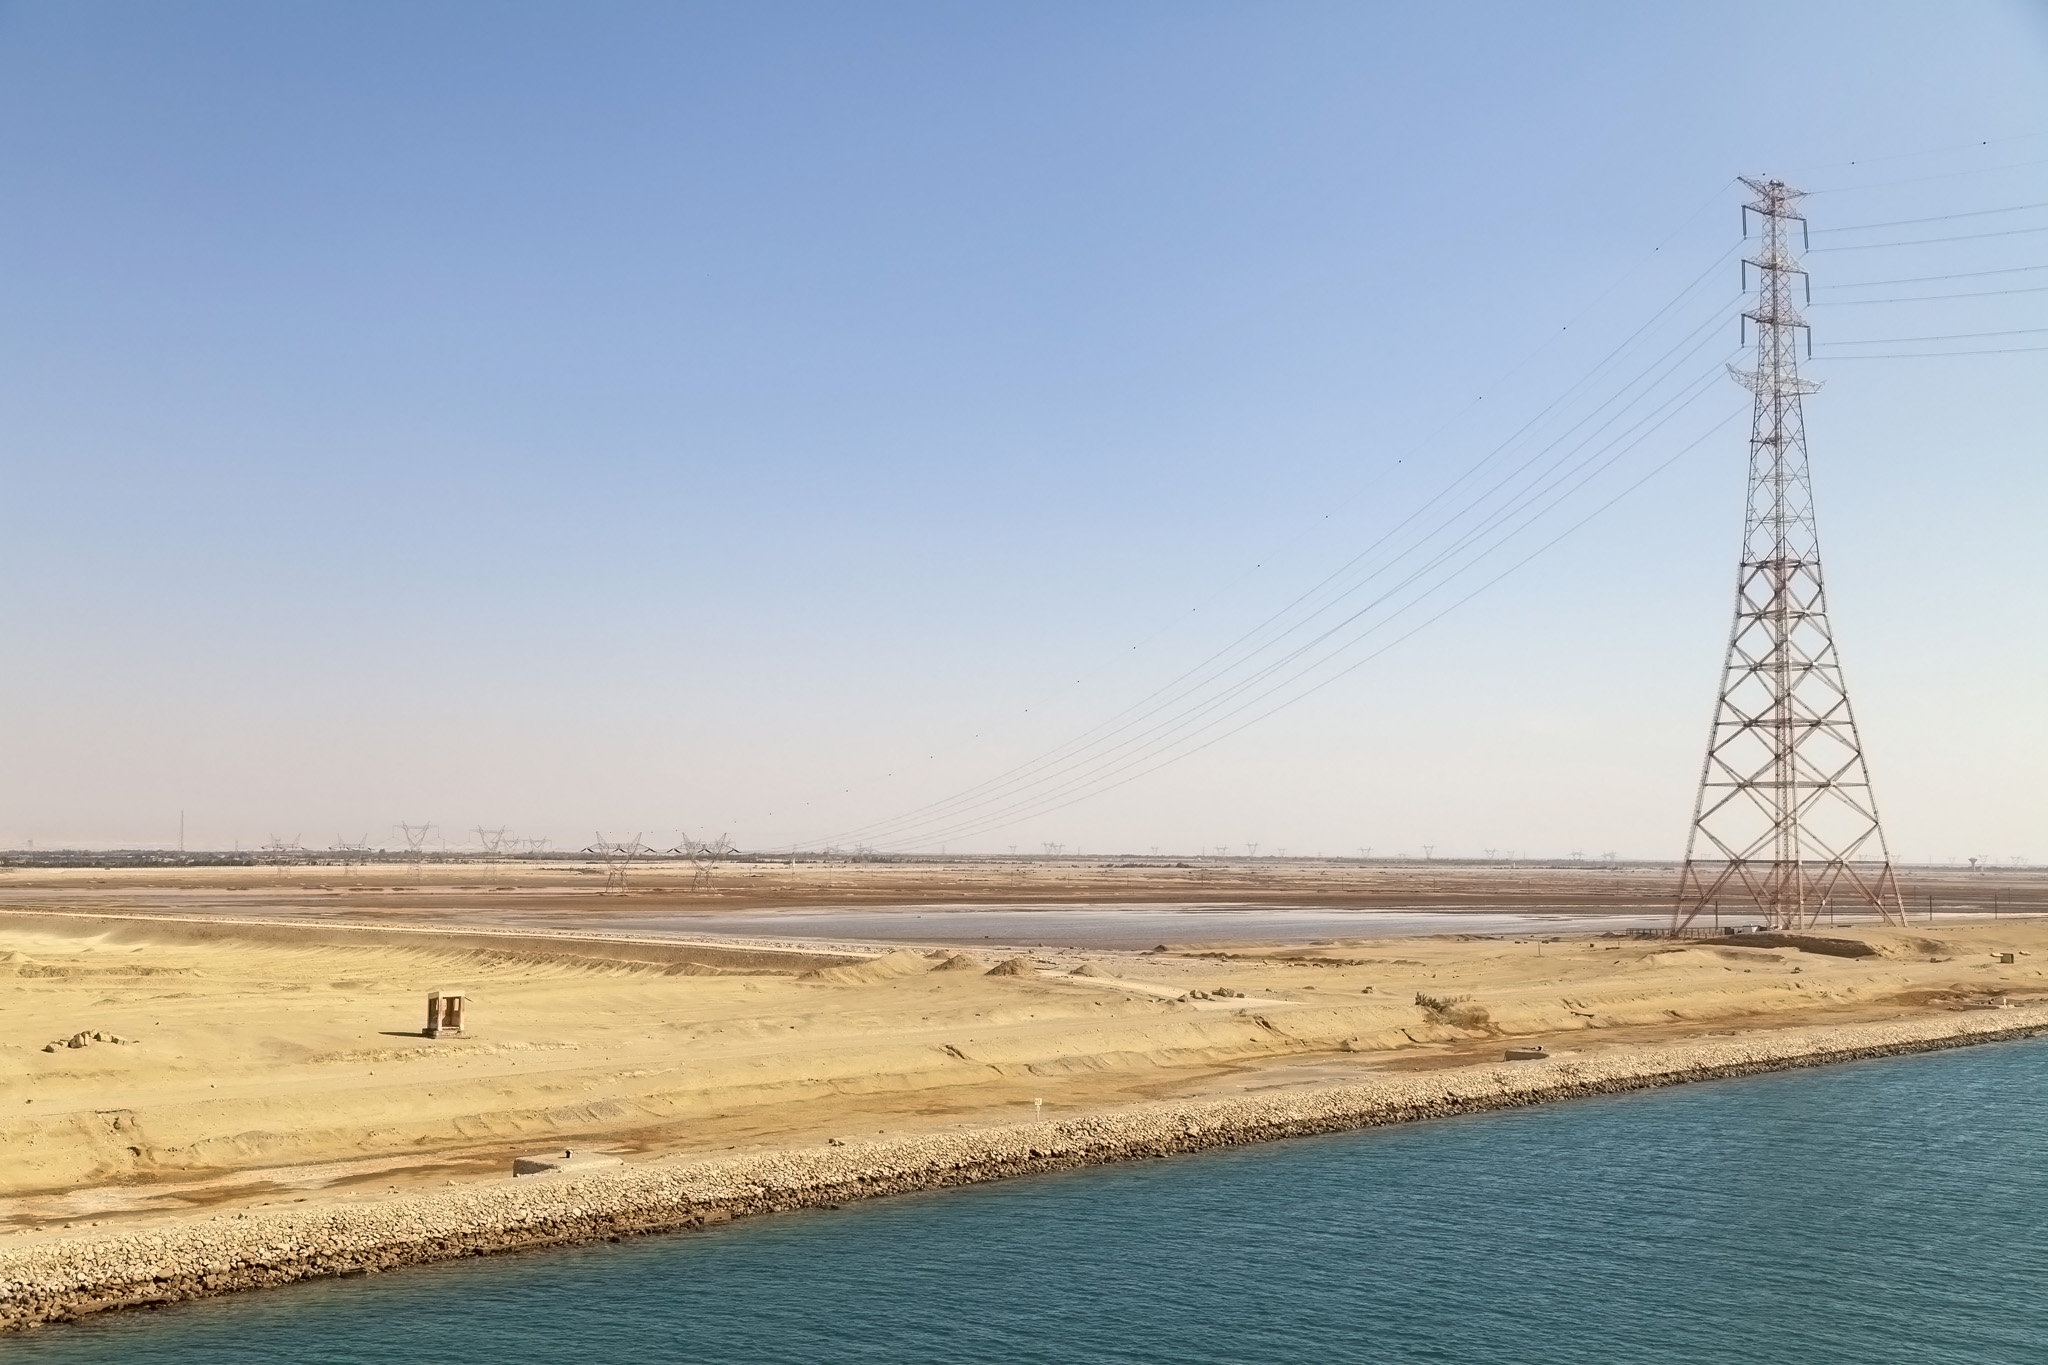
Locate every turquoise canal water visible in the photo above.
<box><xmin>16</xmin><ymin>1039</ymin><xmax>2046</xmax><ymax>1363</ymax></box>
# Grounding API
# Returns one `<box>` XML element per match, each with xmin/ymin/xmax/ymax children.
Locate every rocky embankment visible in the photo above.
<box><xmin>7</xmin><ymin>1008</ymin><xmax>2046</xmax><ymax>1332</ymax></box>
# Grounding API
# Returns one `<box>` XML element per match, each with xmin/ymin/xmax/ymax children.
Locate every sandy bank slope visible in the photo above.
<box><xmin>6</xmin><ymin>910</ymin><xmax>2046</xmax><ymax>1209</ymax></box>
<box><xmin>5</xmin><ymin>1007</ymin><xmax>2045</xmax><ymax>1333</ymax></box>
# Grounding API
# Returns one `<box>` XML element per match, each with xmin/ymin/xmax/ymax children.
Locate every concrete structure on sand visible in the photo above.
<box><xmin>424</xmin><ymin>990</ymin><xmax>465</xmax><ymax>1038</ymax></box>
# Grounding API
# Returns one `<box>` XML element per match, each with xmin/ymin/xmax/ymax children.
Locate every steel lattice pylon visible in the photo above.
<box><xmin>1674</xmin><ymin>178</ymin><xmax>1906</xmax><ymax>932</ymax></box>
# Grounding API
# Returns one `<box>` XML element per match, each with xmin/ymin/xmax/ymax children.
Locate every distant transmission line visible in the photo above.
<box><xmin>810</xmin><ymin>240</ymin><xmax>1749</xmax><ymax>850</ymax></box>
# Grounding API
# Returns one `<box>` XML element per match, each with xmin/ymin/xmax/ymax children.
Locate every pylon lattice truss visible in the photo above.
<box><xmin>1674</xmin><ymin>177</ymin><xmax>1907</xmax><ymax>932</ymax></box>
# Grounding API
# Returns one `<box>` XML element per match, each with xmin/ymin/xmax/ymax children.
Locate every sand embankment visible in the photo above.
<box><xmin>6</xmin><ymin>909</ymin><xmax>2045</xmax><ymax>1205</ymax></box>
<box><xmin>6</xmin><ymin>1006</ymin><xmax>2044</xmax><ymax>1332</ymax></box>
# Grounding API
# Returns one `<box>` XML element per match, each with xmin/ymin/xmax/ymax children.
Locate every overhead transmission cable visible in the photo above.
<box><xmin>1820</xmin><ymin>327</ymin><xmax>2048</xmax><ymax>345</ymax></box>
<box><xmin>853</xmin><ymin>176</ymin><xmax>2048</xmax><ymax>842</ymax></box>
<box><xmin>821</xmin><ymin>288</ymin><xmax>1738</xmax><ymax>848</ymax></box>
<box><xmin>831</xmin><ymin>304</ymin><xmax>1742</xmax><ymax>848</ymax></box>
<box><xmin>812</xmin><ymin>256</ymin><xmax>1743</xmax><ymax>849</ymax></box>
<box><xmin>882</xmin><ymin>389</ymin><xmax>1737</xmax><ymax>849</ymax></box>
<box><xmin>831</xmin><ymin>308</ymin><xmax>1743</xmax><ymax>850</ymax></box>
<box><xmin>1817</xmin><ymin>264</ymin><xmax>2048</xmax><ymax>289</ymax></box>
<box><xmin>1809</xmin><ymin>201</ymin><xmax>2048</xmax><ymax>233</ymax></box>
<box><xmin>1811</xmin><ymin>284</ymin><xmax>2048</xmax><ymax>305</ymax></box>
<box><xmin>1810</xmin><ymin>224</ymin><xmax>2048</xmax><ymax>252</ymax></box>
<box><xmin>816</xmin><ymin>180</ymin><xmax>2039</xmax><ymax>850</ymax></box>
<box><xmin>1819</xmin><ymin>345</ymin><xmax>2048</xmax><ymax>360</ymax></box>
<box><xmin>801</xmin><ymin>210</ymin><xmax>1746</xmax><ymax>821</ymax></box>
<box><xmin>866</xmin><ymin>361</ymin><xmax>1742</xmax><ymax>850</ymax></box>
<box><xmin>894</xmin><ymin>407</ymin><xmax>1752</xmax><ymax>846</ymax></box>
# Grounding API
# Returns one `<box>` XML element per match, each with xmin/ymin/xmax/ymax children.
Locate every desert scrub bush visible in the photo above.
<box><xmin>1415</xmin><ymin>992</ymin><xmax>1493</xmax><ymax>1030</ymax></box>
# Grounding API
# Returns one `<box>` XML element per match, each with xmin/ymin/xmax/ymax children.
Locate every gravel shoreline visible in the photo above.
<box><xmin>7</xmin><ymin>1007</ymin><xmax>2045</xmax><ymax>1332</ymax></box>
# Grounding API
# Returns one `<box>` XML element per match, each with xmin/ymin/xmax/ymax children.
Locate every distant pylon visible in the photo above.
<box><xmin>586</xmin><ymin>833</ymin><xmax>648</xmax><ymax>895</ymax></box>
<box><xmin>397</xmin><ymin>822</ymin><xmax>434</xmax><ymax>882</ymax></box>
<box><xmin>672</xmin><ymin>831</ymin><xmax>734</xmax><ymax>890</ymax></box>
<box><xmin>332</xmin><ymin>835</ymin><xmax>371</xmax><ymax>874</ymax></box>
<box><xmin>1674</xmin><ymin>177</ymin><xmax>1906</xmax><ymax>931</ymax></box>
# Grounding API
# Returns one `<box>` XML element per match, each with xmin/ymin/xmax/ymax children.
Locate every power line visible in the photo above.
<box><xmin>855</xmin><ymin>357</ymin><xmax>1741</xmax><ymax>850</ymax></box>
<box><xmin>828</xmin><ymin>319</ymin><xmax>1738</xmax><ymax>848</ymax></box>
<box><xmin>1810</xmin><ymin>284</ymin><xmax>2048</xmax><ymax>305</ymax></box>
<box><xmin>1811</xmin><ymin>201</ymin><xmax>2048</xmax><ymax>233</ymax></box>
<box><xmin>1820</xmin><ymin>327</ymin><xmax>2048</xmax><ymax>345</ymax></box>
<box><xmin>814</xmin><ymin>278</ymin><xmax>1745</xmax><ymax>849</ymax></box>
<box><xmin>837</xmin><ymin>304</ymin><xmax>1740</xmax><ymax>849</ymax></box>
<box><xmin>890</xmin><ymin>404</ymin><xmax>1747</xmax><ymax>850</ymax></box>
<box><xmin>1818</xmin><ymin>264</ymin><xmax>2048</xmax><ymax>288</ymax></box>
<box><xmin>788</xmin><ymin>208</ymin><xmax>1747</xmax><ymax>834</ymax></box>
<box><xmin>1810</xmin><ymin>224</ymin><xmax>2048</xmax><ymax>252</ymax></box>
<box><xmin>885</xmin><ymin>175</ymin><xmax>2048</xmax><ymax>849</ymax></box>
<box><xmin>810</xmin><ymin>172</ymin><xmax>2042</xmax><ymax>851</ymax></box>
<box><xmin>1817</xmin><ymin>345</ymin><xmax>2048</xmax><ymax>359</ymax></box>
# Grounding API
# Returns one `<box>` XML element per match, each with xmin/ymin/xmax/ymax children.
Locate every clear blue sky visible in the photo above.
<box><xmin>1</xmin><ymin>1</ymin><xmax>2043</xmax><ymax>859</ymax></box>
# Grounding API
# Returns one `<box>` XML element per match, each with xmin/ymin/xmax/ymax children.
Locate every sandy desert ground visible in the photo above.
<box><xmin>4</xmin><ymin>861</ymin><xmax>2045</xmax><ymax>1243</ymax></box>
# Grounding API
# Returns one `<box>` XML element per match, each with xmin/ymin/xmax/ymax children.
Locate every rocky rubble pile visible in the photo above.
<box><xmin>39</xmin><ymin>1031</ymin><xmax>136</xmax><ymax>1053</ymax></box>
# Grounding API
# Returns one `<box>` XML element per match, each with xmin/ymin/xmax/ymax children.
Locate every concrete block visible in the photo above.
<box><xmin>512</xmin><ymin>1149</ymin><xmax>624</xmax><ymax>1177</ymax></box>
